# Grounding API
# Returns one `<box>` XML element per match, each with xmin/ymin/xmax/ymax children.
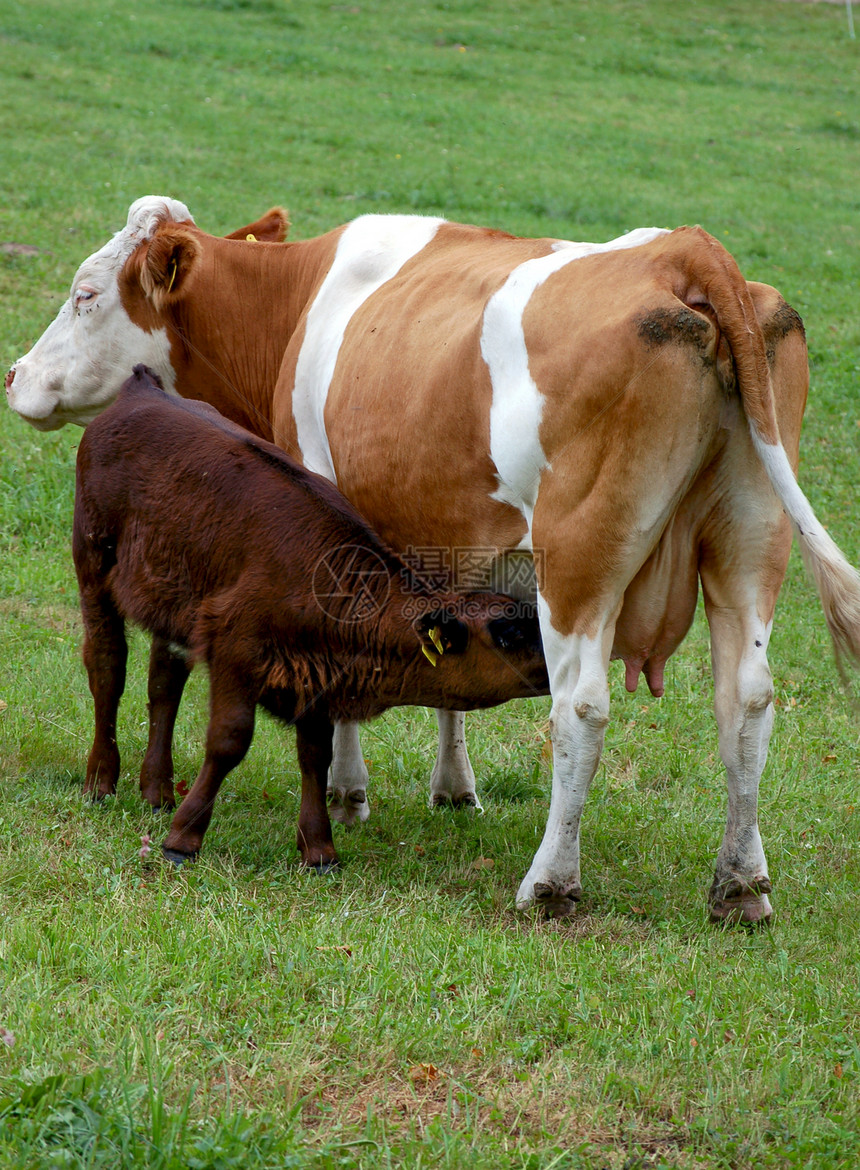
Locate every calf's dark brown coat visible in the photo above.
<box><xmin>73</xmin><ymin>366</ymin><xmax>547</xmax><ymax>868</ymax></box>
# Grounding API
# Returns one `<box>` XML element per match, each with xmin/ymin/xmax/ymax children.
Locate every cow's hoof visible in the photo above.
<box><xmin>516</xmin><ymin>879</ymin><xmax>582</xmax><ymax>918</ymax></box>
<box><xmin>161</xmin><ymin>845</ymin><xmax>197</xmax><ymax>867</ymax></box>
<box><xmin>429</xmin><ymin>791</ymin><xmax>484</xmax><ymax>813</ymax></box>
<box><xmin>709</xmin><ymin>876</ymin><xmax>773</xmax><ymax>926</ymax></box>
<box><xmin>327</xmin><ymin>786</ymin><xmax>370</xmax><ymax>826</ymax></box>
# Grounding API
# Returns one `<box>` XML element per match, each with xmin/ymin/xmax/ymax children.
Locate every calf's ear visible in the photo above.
<box><xmin>413</xmin><ymin>609</ymin><xmax>469</xmax><ymax>661</ymax></box>
<box><xmin>224</xmin><ymin>207</ymin><xmax>289</xmax><ymax>243</ymax></box>
<box><xmin>139</xmin><ymin>225</ymin><xmax>202</xmax><ymax>308</ymax></box>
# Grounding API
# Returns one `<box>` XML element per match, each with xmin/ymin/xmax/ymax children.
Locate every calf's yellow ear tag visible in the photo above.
<box><xmin>421</xmin><ymin>644</ymin><xmax>438</xmax><ymax>667</ymax></box>
<box><xmin>166</xmin><ymin>258</ymin><xmax>178</xmax><ymax>294</ymax></box>
<box><xmin>429</xmin><ymin>626</ymin><xmax>445</xmax><ymax>655</ymax></box>
<box><xmin>246</xmin><ymin>233</ymin><xmax>257</xmax><ymax>242</ymax></box>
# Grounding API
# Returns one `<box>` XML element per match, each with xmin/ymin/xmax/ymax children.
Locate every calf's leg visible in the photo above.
<box><xmin>161</xmin><ymin>671</ymin><xmax>255</xmax><ymax>862</ymax></box>
<box><xmin>81</xmin><ymin>595</ymin><xmax>128</xmax><ymax>800</ymax></box>
<box><xmin>139</xmin><ymin>636</ymin><xmax>192</xmax><ymax>810</ymax></box>
<box><xmin>297</xmin><ymin>711</ymin><xmax>338</xmax><ymax>872</ymax></box>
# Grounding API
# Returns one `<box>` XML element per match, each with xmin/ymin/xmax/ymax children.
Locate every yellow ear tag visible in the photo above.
<box><xmin>421</xmin><ymin>644</ymin><xmax>438</xmax><ymax>667</ymax></box>
<box><xmin>429</xmin><ymin>626</ymin><xmax>445</xmax><ymax>655</ymax></box>
<box><xmin>245</xmin><ymin>233</ymin><xmax>257</xmax><ymax>242</ymax></box>
<box><xmin>166</xmin><ymin>258</ymin><xmax>178</xmax><ymax>294</ymax></box>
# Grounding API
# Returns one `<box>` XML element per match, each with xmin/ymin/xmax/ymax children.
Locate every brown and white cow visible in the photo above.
<box><xmin>8</xmin><ymin>196</ymin><xmax>860</xmax><ymax>921</ymax></box>
<box><xmin>75</xmin><ymin>365</ymin><xmax>547</xmax><ymax>869</ymax></box>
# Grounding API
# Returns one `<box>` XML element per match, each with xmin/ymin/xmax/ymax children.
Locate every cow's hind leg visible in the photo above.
<box><xmin>701</xmin><ymin>536</ymin><xmax>790</xmax><ymax>925</ymax></box>
<box><xmin>705</xmin><ymin>593</ymin><xmax>775</xmax><ymax>925</ymax></box>
<box><xmin>139</xmin><ymin>636</ymin><xmax>192</xmax><ymax>810</ymax></box>
<box><xmin>327</xmin><ymin>721</ymin><xmax>371</xmax><ymax>825</ymax></box>
<box><xmin>429</xmin><ymin>710</ymin><xmax>482</xmax><ymax>810</ymax></box>
<box><xmin>81</xmin><ymin>594</ymin><xmax>128</xmax><ymax>800</ymax></box>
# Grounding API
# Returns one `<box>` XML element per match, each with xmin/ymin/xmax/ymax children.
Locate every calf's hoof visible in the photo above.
<box><xmin>141</xmin><ymin>790</ymin><xmax>176</xmax><ymax>813</ymax></box>
<box><xmin>516</xmin><ymin>878</ymin><xmax>582</xmax><ymax>918</ymax></box>
<box><xmin>430</xmin><ymin>791</ymin><xmax>484</xmax><ymax>813</ymax></box>
<box><xmin>161</xmin><ymin>845</ymin><xmax>198</xmax><ymax>868</ymax></box>
<box><xmin>327</xmin><ymin>785</ymin><xmax>371</xmax><ymax>826</ymax></box>
<box><xmin>311</xmin><ymin>858</ymin><xmax>340</xmax><ymax>876</ymax></box>
<box><xmin>709</xmin><ymin>875</ymin><xmax>773</xmax><ymax>926</ymax></box>
<box><xmin>83</xmin><ymin>782</ymin><xmax>116</xmax><ymax>802</ymax></box>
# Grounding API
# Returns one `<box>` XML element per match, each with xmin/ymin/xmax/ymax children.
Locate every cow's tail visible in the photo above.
<box><xmin>686</xmin><ymin>226</ymin><xmax>860</xmax><ymax>676</ymax></box>
<box><xmin>749</xmin><ymin>427</ymin><xmax>860</xmax><ymax>678</ymax></box>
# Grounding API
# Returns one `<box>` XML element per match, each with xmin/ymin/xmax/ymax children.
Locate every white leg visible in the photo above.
<box><xmin>707</xmin><ymin>605</ymin><xmax>774</xmax><ymax>923</ymax></box>
<box><xmin>429</xmin><ymin>709</ymin><xmax>482</xmax><ymax>810</ymax></box>
<box><xmin>515</xmin><ymin>599</ymin><xmax>615</xmax><ymax>916</ymax></box>
<box><xmin>326</xmin><ymin>721</ymin><xmax>370</xmax><ymax>825</ymax></box>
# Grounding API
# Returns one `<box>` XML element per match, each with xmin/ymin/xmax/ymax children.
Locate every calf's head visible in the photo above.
<box><xmin>411</xmin><ymin>598</ymin><xmax>548</xmax><ymax>707</ymax></box>
<box><xmin>6</xmin><ymin>197</ymin><xmax>287</xmax><ymax>430</ymax></box>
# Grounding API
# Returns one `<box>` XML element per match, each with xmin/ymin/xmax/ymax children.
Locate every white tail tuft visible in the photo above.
<box><xmin>751</xmin><ymin>428</ymin><xmax>860</xmax><ymax>676</ymax></box>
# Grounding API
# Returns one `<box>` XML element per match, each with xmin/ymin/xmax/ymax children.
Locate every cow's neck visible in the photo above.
<box><xmin>165</xmin><ymin>233</ymin><xmax>341</xmax><ymax>443</ymax></box>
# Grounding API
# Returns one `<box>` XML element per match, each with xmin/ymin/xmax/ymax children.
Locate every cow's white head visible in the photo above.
<box><xmin>5</xmin><ymin>196</ymin><xmax>196</xmax><ymax>430</ymax></box>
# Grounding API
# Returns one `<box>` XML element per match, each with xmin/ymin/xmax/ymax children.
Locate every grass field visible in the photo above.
<box><xmin>1</xmin><ymin>1</ymin><xmax>859</xmax><ymax>1166</ymax></box>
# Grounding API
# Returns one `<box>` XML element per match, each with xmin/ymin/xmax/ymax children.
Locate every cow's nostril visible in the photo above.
<box><xmin>4</xmin><ymin>366</ymin><xmax>15</xmax><ymax>392</ymax></box>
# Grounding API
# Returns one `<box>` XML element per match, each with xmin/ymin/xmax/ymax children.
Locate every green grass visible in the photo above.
<box><xmin>1</xmin><ymin>0</ymin><xmax>859</xmax><ymax>1166</ymax></box>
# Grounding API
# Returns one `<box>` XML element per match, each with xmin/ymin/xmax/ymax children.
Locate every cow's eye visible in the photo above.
<box><xmin>74</xmin><ymin>285</ymin><xmax>97</xmax><ymax>307</ymax></box>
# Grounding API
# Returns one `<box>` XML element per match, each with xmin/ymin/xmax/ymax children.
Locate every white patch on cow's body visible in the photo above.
<box><xmin>292</xmin><ymin>214</ymin><xmax>446</xmax><ymax>481</ymax></box>
<box><xmin>7</xmin><ymin>197</ymin><xmax>191</xmax><ymax>428</ymax></box>
<box><xmin>515</xmin><ymin>596</ymin><xmax>614</xmax><ymax>912</ymax></box>
<box><xmin>550</xmin><ymin>225</ymin><xmax>670</xmax><ymax>257</ymax></box>
<box><xmin>483</xmin><ymin>227</ymin><xmax>669</xmax><ymax>522</ymax></box>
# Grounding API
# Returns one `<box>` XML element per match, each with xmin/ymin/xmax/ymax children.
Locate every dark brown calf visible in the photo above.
<box><xmin>73</xmin><ymin>367</ymin><xmax>548</xmax><ymax>870</ymax></box>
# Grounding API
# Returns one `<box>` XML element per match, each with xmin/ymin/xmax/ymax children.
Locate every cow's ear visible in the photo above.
<box><xmin>224</xmin><ymin>207</ymin><xmax>289</xmax><ymax>243</ymax></box>
<box><xmin>139</xmin><ymin>225</ymin><xmax>202</xmax><ymax>307</ymax></box>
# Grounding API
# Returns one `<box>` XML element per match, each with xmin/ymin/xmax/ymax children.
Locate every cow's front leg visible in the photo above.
<box><xmin>515</xmin><ymin>608</ymin><xmax>614</xmax><ymax>917</ymax></box>
<box><xmin>704</xmin><ymin>602</ymin><xmax>775</xmax><ymax>925</ymax></box>
<box><xmin>81</xmin><ymin>595</ymin><xmax>128</xmax><ymax>801</ymax></box>
<box><xmin>296</xmin><ymin>710</ymin><xmax>338</xmax><ymax>872</ymax></box>
<box><xmin>429</xmin><ymin>710</ymin><xmax>482</xmax><ymax>810</ymax></box>
<box><xmin>139</xmin><ymin>636</ymin><xmax>192</xmax><ymax>810</ymax></box>
<box><xmin>327</xmin><ymin>721</ymin><xmax>370</xmax><ymax>825</ymax></box>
